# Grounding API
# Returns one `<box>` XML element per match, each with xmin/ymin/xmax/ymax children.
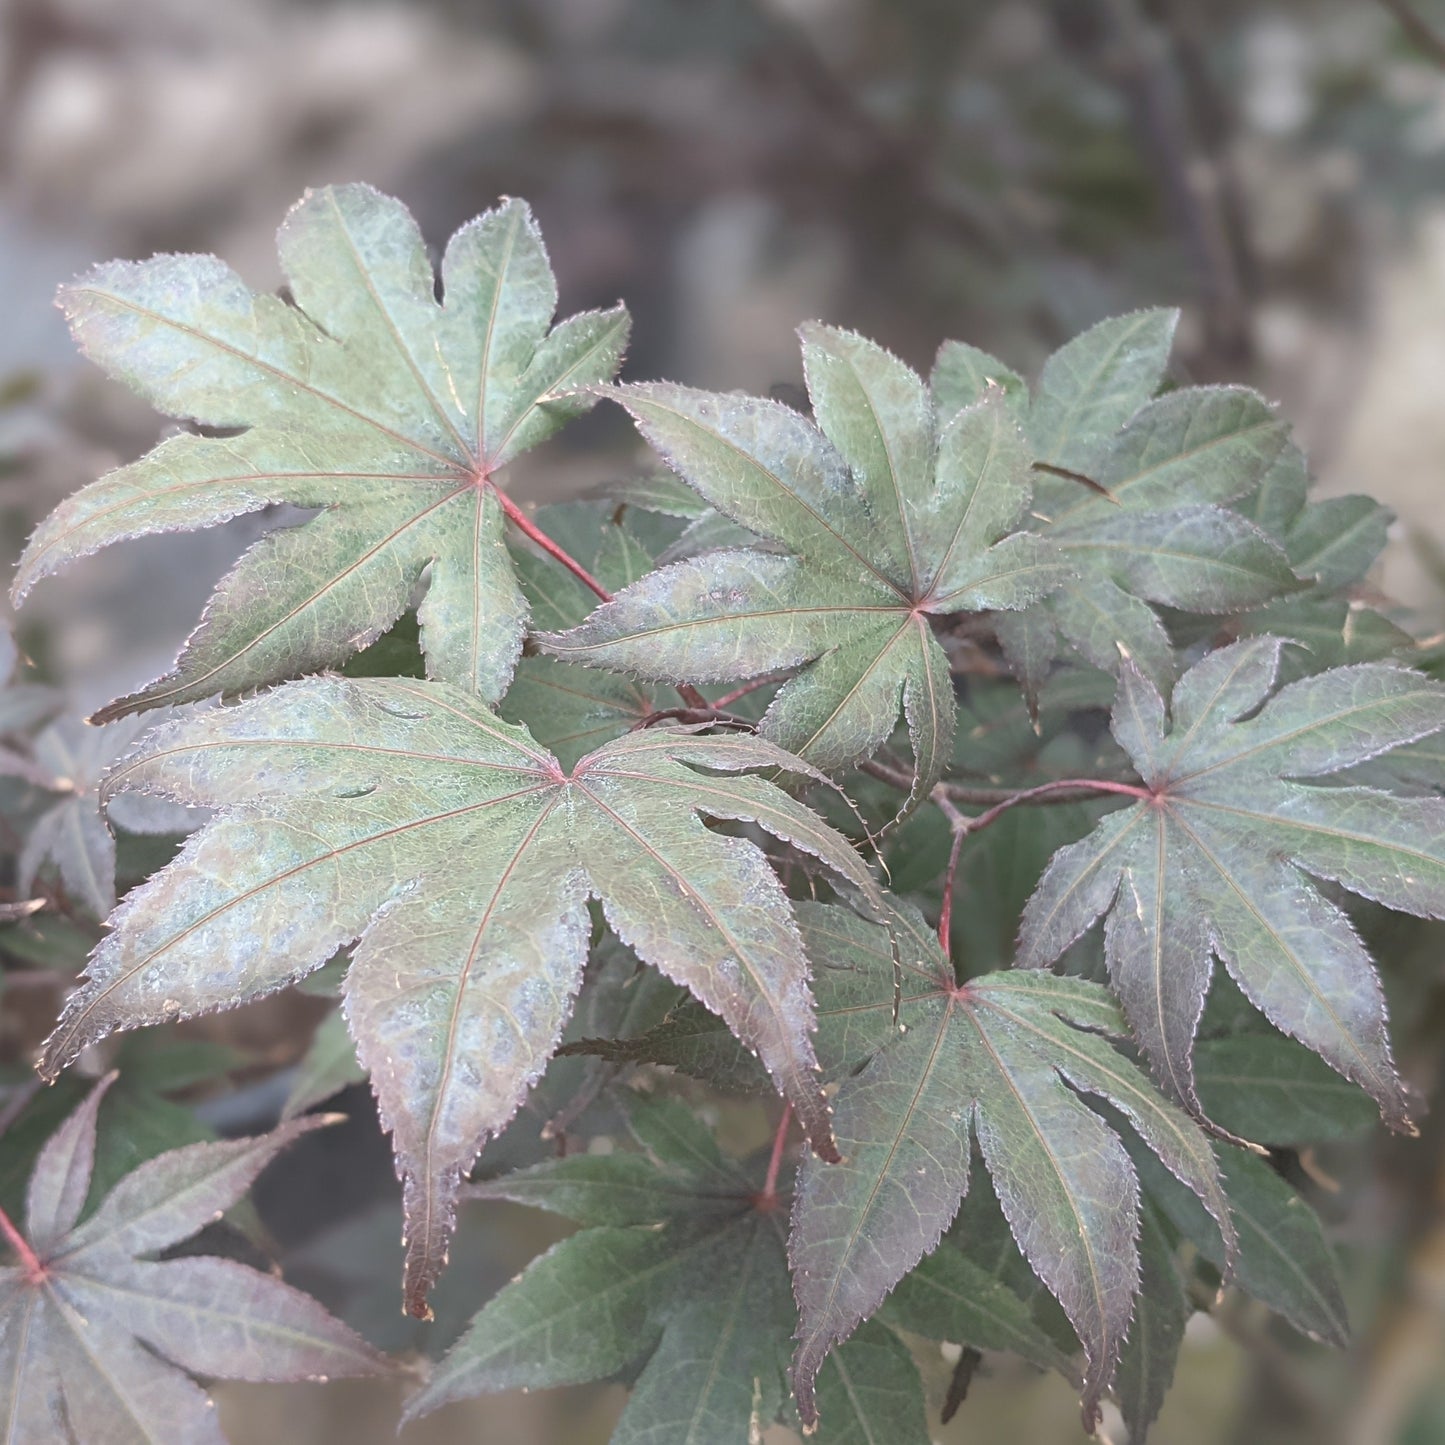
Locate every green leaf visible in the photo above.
<box><xmin>1019</xmin><ymin>639</ymin><xmax>1445</xmax><ymax>1127</ymax></box>
<box><xmin>787</xmin><ymin>901</ymin><xmax>1231</xmax><ymax>1428</ymax></box>
<box><xmin>19</xmin><ymin>713</ymin><xmax>191</xmax><ymax>919</ymax></box>
<box><xmin>14</xmin><ymin>185</ymin><xmax>628</xmax><ymax>716</ymax></box>
<box><xmin>542</xmin><ymin>326</ymin><xmax>1070</xmax><ymax>805</ymax></box>
<box><xmin>406</xmin><ymin>1098</ymin><xmax>807</xmax><ymax>1444</ymax></box>
<box><xmin>0</xmin><ymin>1084</ymin><xmax>387</xmax><ymax>1445</ymax></box>
<box><xmin>1193</xmin><ymin>1033</ymin><xmax>1377</xmax><ymax>1144</ymax></box>
<box><xmin>1140</xmin><ymin>1144</ymin><xmax>1349</xmax><ymax>1347</ymax></box>
<box><xmin>879</xmin><ymin>1236</ymin><xmax>1076</xmax><ymax>1378</ymax></box>
<box><xmin>811</xmin><ymin>1320</ymin><xmax>930</xmax><ymax>1445</ymax></box>
<box><xmin>1027</xmin><ymin>309</ymin><xmax>1178</xmax><ymax>474</ymax></box>
<box><xmin>281</xmin><ymin>1007</ymin><xmax>367</xmax><ymax>1120</ymax></box>
<box><xmin>1113</xmin><ymin>1204</ymin><xmax>1188</xmax><ymax>1444</ymax></box>
<box><xmin>40</xmin><ymin>676</ymin><xmax>877</xmax><ymax>1314</ymax></box>
<box><xmin>502</xmin><ymin>503</ymin><xmax>665</xmax><ymax>767</ymax></box>
<box><xmin>1009</xmin><ymin>384</ymin><xmax>1299</xmax><ymax>697</ymax></box>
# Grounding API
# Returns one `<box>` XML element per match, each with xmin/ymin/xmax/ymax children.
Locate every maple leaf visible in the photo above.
<box><xmin>19</xmin><ymin>714</ymin><xmax>192</xmax><ymax>920</ymax></box>
<box><xmin>406</xmin><ymin>1094</ymin><xmax>930</xmax><ymax>1445</ymax></box>
<box><xmin>936</xmin><ymin>312</ymin><xmax>1301</xmax><ymax>697</ymax></box>
<box><xmin>36</xmin><ymin>676</ymin><xmax>878</xmax><ymax>1314</ymax></box>
<box><xmin>1018</xmin><ymin>638</ymin><xmax>1445</xmax><ymax>1126</ymax></box>
<box><xmin>0</xmin><ymin>1077</ymin><xmax>387</xmax><ymax>1444</ymax></box>
<box><xmin>786</xmin><ymin>899</ymin><xmax>1233</xmax><ymax>1429</ymax></box>
<box><xmin>12</xmin><ymin>184</ymin><xmax>628</xmax><ymax>718</ymax></box>
<box><xmin>0</xmin><ymin>624</ymin><xmax>61</xmax><ymax>789</ymax></box>
<box><xmin>540</xmin><ymin>324</ymin><xmax>1071</xmax><ymax>804</ymax></box>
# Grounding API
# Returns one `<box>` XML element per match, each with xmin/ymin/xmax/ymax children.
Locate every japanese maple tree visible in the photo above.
<box><xmin>3</xmin><ymin>184</ymin><xmax>1442</xmax><ymax>1444</ymax></box>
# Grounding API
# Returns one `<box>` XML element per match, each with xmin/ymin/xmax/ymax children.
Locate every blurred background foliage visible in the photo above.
<box><xmin>3</xmin><ymin>1</ymin><xmax>1445</xmax><ymax>1440</ymax></box>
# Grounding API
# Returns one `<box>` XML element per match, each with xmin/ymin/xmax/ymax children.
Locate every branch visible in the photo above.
<box><xmin>1378</xmin><ymin>0</ymin><xmax>1445</xmax><ymax>67</ymax></box>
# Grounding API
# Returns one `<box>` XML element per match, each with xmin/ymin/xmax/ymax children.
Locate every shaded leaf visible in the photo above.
<box><xmin>40</xmin><ymin>677</ymin><xmax>876</xmax><ymax>1314</ymax></box>
<box><xmin>15</xmin><ymin>185</ymin><xmax>627</xmax><ymax>715</ymax></box>
<box><xmin>0</xmin><ymin>1085</ymin><xmax>387</xmax><ymax>1445</ymax></box>
<box><xmin>787</xmin><ymin>901</ymin><xmax>1230</xmax><ymax>1428</ymax></box>
<box><xmin>1019</xmin><ymin>639</ymin><xmax>1445</xmax><ymax>1126</ymax></box>
<box><xmin>406</xmin><ymin>1095</ymin><xmax>806</xmax><ymax>1444</ymax></box>
<box><xmin>1139</xmin><ymin>1143</ymin><xmax>1349</xmax><ymax>1347</ymax></box>
<box><xmin>1113</xmin><ymin>1204</ymin><xmax>1188</xmax><ymax>1444</ymax></box>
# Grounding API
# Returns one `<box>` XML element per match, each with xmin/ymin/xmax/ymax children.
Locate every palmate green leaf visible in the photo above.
<box><xmin>1193</xmin><ymin>1032</ymin><xmax>1377</xmax><ymax>1144</ymax></box>
<box><xmin>1018</xmin><ymin>638</ymin><xmax>1445</xmax><ymax>1127</ymax></box>
<box><xmin>36</xmin><ymin>676</ymin><xmax>877</xmax><ymax>1315</ymax></box>
<box><xmin>12</xmin><ymin>184</ymin><xmax>627</xmax><ymax>717</ymax></box>
<box><xmin>942</xmin><ymin>313</ymin><xmax>1300</xmax><ymax>697</ymax></box>
<box><xmin>540</xmin><ymin>324</ymin><xmax>1072</xmax><ymax>805</ymax></box>
<box><xmin>786</xmin><ymin>900</ymin><xmax>1232</xmax><ymax>1428</ymax></box>
<box><xmin>0</xmin><ymin>1080</ymin><xmax>387</xmax><ymax>1445</ymax></box>
<box><xmin>409</xmin><ymin>1095</ymin><xmax>930</xmax><ymax>1445</ymax></box>
<box><xmin>1113</xmin><ymin>1204</ymin><xmax>1189</xmax><ymax>1445</ymax></box>
<box><xmin>1135</xmin><ymin>1142</ymin><xmax>1349</xmax><ymax>1347</ymax></box>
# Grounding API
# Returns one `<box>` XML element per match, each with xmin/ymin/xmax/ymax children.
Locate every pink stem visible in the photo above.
<box><xmin>758</xmin><ymin>1103</ymin><xmax>794</xmax><ymax>1209</ymax></box>
<box><xmin>492</xmin><ymin>486</ymin><xmax>709</xmax><ymax>711</ymax></box>
<box><xmin>711</xmin><ymin>674</ymin><xmax>787</xmax><ymax>709</ymax></box>
<box><xmin>493</xmin><ymin>487</ymin><xmax>612</xmax><ymax>602</ymax></box>
<box><xmin>0</xmin><ymin>1203</ymin><xmax>44</xmax><ymax>1284</ymax></box>
<box><xmin>956</xmin><ymin>776</ymin><xmax>1152</xmax><ymax>836</ymax></box>
<box><xmin>937</xmin><ymin>824</ymin><xmax>967</xmax><ymax>950</ymax></box>
<box><xmin>933</xmin><ymin>777</ymin><xmax>1152</xmax><ymax>952</ymax></box>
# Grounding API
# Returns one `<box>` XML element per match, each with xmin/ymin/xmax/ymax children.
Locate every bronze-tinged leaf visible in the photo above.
<box><xmin>39</xmin><ymin>677</ymin><xmax>878</xmax><ymax>1315</ymax></box>
<box><xmin>787</xmin><ymin>901</ymin><xmax>1231</xmax><ymax>1428</ymax></box>
<box><xmin>1</xmin><ymin>1085</ymin><xmax>387</xmax><ymax>1444</ymax></box>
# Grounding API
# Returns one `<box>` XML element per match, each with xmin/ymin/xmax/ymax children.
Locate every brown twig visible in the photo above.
<box><xmin>1379</xmin><ymin>0</ymin><xmax>1445</xmax><ymax>67</ymax></box>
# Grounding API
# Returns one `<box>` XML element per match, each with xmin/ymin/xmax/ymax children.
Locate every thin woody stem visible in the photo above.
<box><xmin>758</xmin><ymin>1103</ymin><xmax>794</xmax><ymax>1210</ymax></box>
<box><xmin>493</xmin><ymin>487</ymin><xmax>709</xmax><ymax>710</ymax></box>
<box><xmin>493</xmin><ymin>486</ymin><xmax>612</xmax><ymax>602</ymax></box>
<box><xmin>928</xmin><ymin>776</ymin><xmax>1152</xmax><ymax>951</ymax></box>
<box><xmin>0</xmin><ymin>1203</ymin><xmax>44</xmax><ymax>1284</ymax></box>
<box><xmin>711</xmin><ymin>674</ymin><xmax>789</xmax><ymax>710</ymax></box>
<box><xmin>949</xmin><ymin>776</ymin><xmax>1153</xmax><ymax>835</ymax></box>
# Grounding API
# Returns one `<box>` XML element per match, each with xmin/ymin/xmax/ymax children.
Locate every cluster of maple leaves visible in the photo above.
<box><xmin>3</xmin><ymin>184</ymin><xmax>1443</xmax><ymax>1443</ymax></box>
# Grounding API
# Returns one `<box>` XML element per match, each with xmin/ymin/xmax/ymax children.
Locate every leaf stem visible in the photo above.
<box><xmin>757</xmin><ymin>1103</ymin><xmax>794</xmax><ymax>1212</ymax></box>
<box><xmin>710</xmin><ymin>674</ymin><xmax>788</xmax><ymax>710</ymax></box>
<box><xmin>929</xmin><ymin>776</ymin><xmax>1151</xmax><ymax>951</ymax></box>
<box><xmin>492</xmin><ymin>485</ymin><xmax>709</xmax><ymax>710</ymax></box>
<box><xmin>0</xmin><ymin>1202</ymin><xmax>44</xmax><ymax>1284</ymax></box>
<box><xmin>947</xmin><ymin>776</ymin><xmax>1153</xmax><ymax>836</ymax></box>
<box><xmin>492</xmin><ymin>486</ymin><xmax>613</xmax><ymax>602</ymax></box>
